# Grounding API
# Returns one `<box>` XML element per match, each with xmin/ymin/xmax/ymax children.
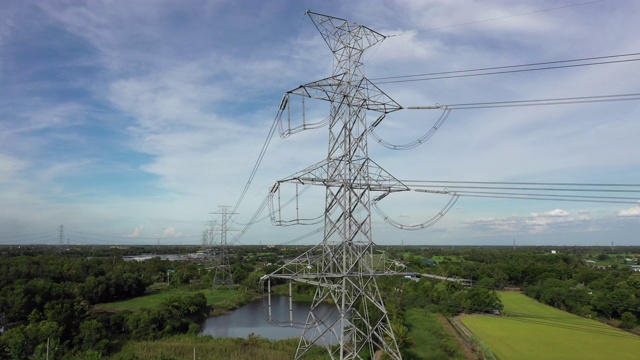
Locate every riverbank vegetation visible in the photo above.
<box><xmin>110</xmin><ymin>335</ymin><xmax>327</xmax><ymax>360</ymax></box>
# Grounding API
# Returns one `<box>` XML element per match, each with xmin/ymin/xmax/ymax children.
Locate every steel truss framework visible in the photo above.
<box><xmin>264</xmin><ymin>12</ymin><xmax>408</xmax><ymax>360</ymax></box>
<box><xmin>212</xmin><ymin>206</ymin><xmax>235</xmax><ymax>289</ymax></box>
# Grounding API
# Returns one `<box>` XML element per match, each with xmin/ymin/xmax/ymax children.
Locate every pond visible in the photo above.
<box><xmin>200</xmin><ymin>295</ymin><xmax>343</xmax><ymax>344</ymax></box>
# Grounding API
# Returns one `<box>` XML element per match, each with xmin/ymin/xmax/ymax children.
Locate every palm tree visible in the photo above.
<box><xmin>390</xmin><ymin>321</ymin><xmax>415</xmax><ymax>349</ymax></box>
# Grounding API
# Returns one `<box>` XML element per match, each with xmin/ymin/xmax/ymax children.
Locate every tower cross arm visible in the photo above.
<box><xmin>288</xmin><ymin>75</ymin><xmax>403</xmax><ymax>114</ymax></box>
<box><xmin>306</xmin><ymin>11</ymin><xmax>386</xmax><ymax>52</ymax></box>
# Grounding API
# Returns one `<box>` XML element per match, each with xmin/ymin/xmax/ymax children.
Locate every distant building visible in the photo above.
<box><xmin>122</xmin><ymin>254</ymin><xmax>191</xmax><ymax>262</ymax></box>
<box><xmin>123</xmin><ymin>255</ymin><xmax>158</xmax><ymax>262</ymax></box>
<box><xmin>404</xmin><ymin>274</ymin><xmax>420</xmax><ymax>282</ymax></box>
<box><xmin>629</xmin><ymin>265</ymin><xmax>640</xmax><ymax>272</ymax></box>
<box><xmin>393</xmin><ymin>261</ymin><xmax>407</xmax><ymax>268</ymax></box>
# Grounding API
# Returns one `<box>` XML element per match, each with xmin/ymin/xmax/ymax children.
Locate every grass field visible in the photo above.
<box><xmin>461</xmin><ymin>291</ymin><xmax>640</xmax><ymax>360</ymax></box>
<box><xmin>95</xmin><ymin>287</ymin><xmax>244</xmax><ymax>312</ymax></box>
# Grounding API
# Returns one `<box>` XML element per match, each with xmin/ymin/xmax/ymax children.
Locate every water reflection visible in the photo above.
<box><xmin>200</xmin><ymin>295</ymin><xmax>342</xmax><ymax>344</ymax></box>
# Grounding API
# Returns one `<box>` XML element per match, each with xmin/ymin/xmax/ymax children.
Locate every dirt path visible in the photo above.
<box><xmin>451</xmin><ymin>313</ymin><xmax>475</xmax><ymax>340</ymax></box>
<box><xmin>440</xmin><ymin>313</ymin><xmax>475</xmax><ymax>360</ymax></box>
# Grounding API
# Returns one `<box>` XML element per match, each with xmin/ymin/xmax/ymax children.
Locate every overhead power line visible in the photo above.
<box><xmin>369</xmin><ymin>180</ymin><xmax>640</xmax><ymax>231</ymax></box>
<box><xmin>231</xmin><ymin>195</ymin><xmax>270</xmax><ymax>245</ymax></box>
<box><xmin>65</xmin><ymin>229</ymin><xmax>201</xmax><ymax>240</ymax></box>
<box><xmin>0</xmin><ymin>229</ymin><xmax>56</xmax><ymax>241</ymax></box>
<box><xmin>406</xmin><ymin>179</ymin><xmax>640</xmax><ymax>188</ymax></box>
<box><xmin>230</xmin><ymin>111</ymin><xmax>280</xmax><ymax>217</ymax></box>
<box><xmin>278</xmin><ymin>227</ymin><xmax>324</xmax><ymax>246</ymax></box>
<box><xmin>402</xmin><ymin>180</ymin><xmax>640</xmax><ymax>205</ymax></box>
<box><xmin>436</xmin><ymin>93</ymin><xmax>640</xmax><ymax>110</ymax></box>
<box><xmin>371</xmin><ymin>52</ymin><xmax>640</xmax><ymax>84</ymax></box>
<box><xmin>229</xmin><ymin>12</ymin><xmax>307</xmax><ymax>220</ymax></box>
<box><xmin>387</xmin><ymin>0</ymin><xmax>607</xmax><ymax>35</ymax></box>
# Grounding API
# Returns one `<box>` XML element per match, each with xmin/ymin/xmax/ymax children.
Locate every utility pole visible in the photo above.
<box><xmin>211</xmin><ymin>206</ymin><xmax>236</xmax><ymax>289</ymax></box>
<box><xmin>264</xmin><ymin>12</ymin><xmax>405</xmax><ymax>360</ymax></box>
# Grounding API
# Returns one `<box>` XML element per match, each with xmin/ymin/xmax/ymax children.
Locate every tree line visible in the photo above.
<box><xmin>386</xmin><ymin>247</ymin><xmax>639</xmax><ymax>329</ymax></box>
<box><xmin>0</xmin><ymin>252</ymin><xmax>210</xmax><ymax>359</ymax></box>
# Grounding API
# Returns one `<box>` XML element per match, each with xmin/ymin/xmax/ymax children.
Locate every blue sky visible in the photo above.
<box><xmin>1</xmin><ymin>0</ymin><xmax>639</xmax><ymax>246</ymax></box>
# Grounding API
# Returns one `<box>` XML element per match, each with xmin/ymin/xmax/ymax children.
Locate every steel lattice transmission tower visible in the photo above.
<box><xmin>58</xmin><ymin>225</ymin><xmax>64</xmax><ymax>246</ymax></box>
<box><xmin>212</xmin><ymin>206</ymin><xmax>235</xmax><ymax>289</ymax></box>
<box><xmin>264</xmin><ymin>12</ymin><xmax>408</xmax><ymax>360</ymax></box>
<box><xmin>203</xmin><ymin>220</ymin><xmax>217</xmax><ymax>247</ymax></box>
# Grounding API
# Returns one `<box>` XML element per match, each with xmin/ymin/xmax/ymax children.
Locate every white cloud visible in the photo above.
<box><xmin>464</xmin><ymin>208</ymin><xmax>592</xmax><ymax>235</ymax></box>
<box><xmin>618</xmin><ymin>206</ymin><xmax>640</xmax><ymax>217</ymax></box>
<box><xmin>0</xmin><ymin>154</ymin><xmax>27</xmax><ymax>184</ymax></box>
<box><xmin>127</xmin><ymin>225</ymin><xmax>144</xmax><ymax>238</ymax></box>
<box><xmin>532</xmin><ymin>209</ymin><xmax>570</xmax><ymax>218</ymax></box>
<box><xmin>163</xmin><ymin>227</ymin><xmax>182</xmax><ymax>238</ymax></box>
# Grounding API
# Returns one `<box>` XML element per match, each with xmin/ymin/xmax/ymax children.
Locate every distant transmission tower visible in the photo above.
<box><xmin>264</xmin><ymin>12</ymin><xmax>407</xmax><ymax>360</ymax></box>
<box><xmin>202</xmin><ymin>220</ymin><xmax>217</xmax><ymax>247</ymax></box>
<box><xmin>208</xmin><ymin>220</ymin><xmax>217</xmax><ymax>247</ymax></box>
<box><xmin>58</xmin><ymin>225</ymin><xmax>64</xmax><ymax>246</ymax></box>
<box><xmin>201</xmin><ymin>230</ymin><xmax>209</xmax><ymax>247</ymax></box>
<box><xmin>212</xmin><ymin>206</ymin><xmax>235</xmax><ymax>289</ymax></box>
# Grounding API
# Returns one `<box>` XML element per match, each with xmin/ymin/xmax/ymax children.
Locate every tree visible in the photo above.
<box><xmin>241</xmin><ymin>271</ymin><xmax>265</xmax><ymax>292</ymax></box>
<box><xmin>127</xmin><ymin>308</ymin><xmax>166</xmax><ymax>341</ymax></box>
<box><xmin>591</xmin><ymin>292</ymin><xmax>616</xmax><ymax>320</ymax></box>
<box><xmin>389</xmin><ymin>320</ymin><xmax>415</xmax><ymax>354</ymax></box>
<box><xmin>76</xmin><ymin>319</ymin><xmax>108</xmax><ymax>353</ymax></box>
<box><xmin>464</xmin><ymin>286</ymin><xmax>503</xmax><ymax>313</ymax></box>
<box><xmin>0</xmin><ymin>319</ymin><xmax>63</xmax><ymax>360</ymax></box>
<box><xmin>610</xmin><ymin>288</ymin><xmax>637</xmax><ymax>318</ymax></box>
<box><xmin>0</xmin><ymin>326</ymin><xmax>28</xmax><ymax>359</ymax></box>
<box><xmin>620</xmin><ymin>312</ymin><xmax>637</xmax><ymax>329</ymax></box>
<box><xmin>537</xmin><ymin>279</ymin><xmax>570</xmax><ymax>310</ymax></box>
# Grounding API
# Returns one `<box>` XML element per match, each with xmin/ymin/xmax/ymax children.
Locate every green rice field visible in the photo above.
<box><xmin>461</xmin><ymin>291</ymin><xmax>640</xmax><ymax>360</ymax></box>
